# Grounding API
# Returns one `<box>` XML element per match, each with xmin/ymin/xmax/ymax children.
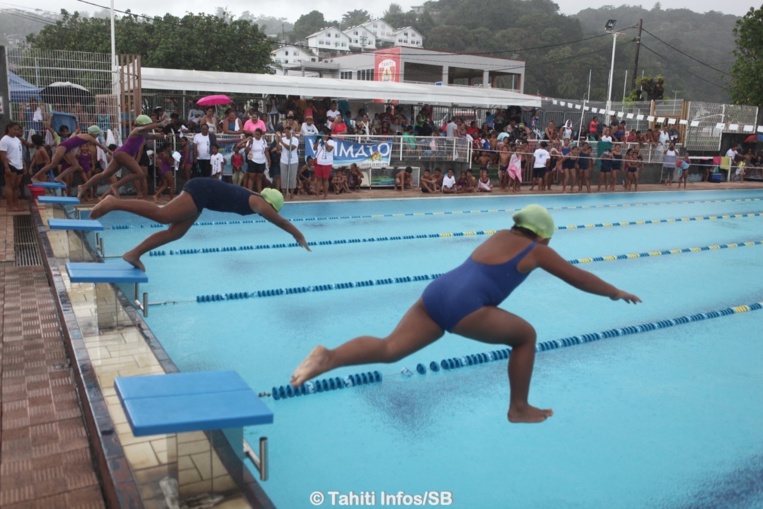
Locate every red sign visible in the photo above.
<box><xmin>374</xmin><ymin>47</ymin><xmax>401</xmax><ymax>83</ymax></box>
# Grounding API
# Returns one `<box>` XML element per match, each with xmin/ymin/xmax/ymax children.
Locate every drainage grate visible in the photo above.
<box><xmin>14</xmin><ymin>215</ymin><xmax>43</xmax><ymax>266</ymax></box>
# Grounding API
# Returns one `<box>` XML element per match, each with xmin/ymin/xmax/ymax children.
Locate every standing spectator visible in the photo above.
<box><xmin>325</xmin><ymin>101</ymin><xmax>341</xmax><ymax>129</ymax></box>
<box><xmin>153</xmin><ymin>144</ymin><xmax>175</xmax><ymax>201</ymax></box>
<box><xmin>178</xmin><ymin>136</ymin><xmax>194</xmax><ymax>184</ymax></box>
<box><xmin>210</xmin><ymin>144</ymin><xmax>224</xmax><ymax>180</ymax></box>
<box><xmin>236</xmin><ymin>129</ymin><xmax>269</xmax><ymax>192</ymax></box>
<box><xmin>313</xmin><ymin>129</ymin><xmax>336</xmax><ymax>199</ymax></box>
<box><xmin>588</xmin><ymin>116</ymin><xmax>599</xmax><ymax>141</ymax></box>
<box><xmin>663</xmin><ymin>142</ymin><xmax>678</xmax><ymax>186</ymax></box>
<box><xmin>1</xmin><ymin>122</ymin><xmax>32</xmax><ymax>212</ymax></box>
<box><xmin>445</xmin><ymin>118</ymin><xmax>458</xmax><ymax>138</ymax></box>
<box><xmin>530</xmin><ymin>141</ymin><xmax>550</xmax><ymax>191</ymax></box>
<box><xmin>193</xmin><ymin>124</ymin><xmax>214</xmax><ymax>178</ymax></box>
<box><xmin>278</xmin><ymin>126</ymin><xmax>300</xmax><ymax>198</ymax></box>
<box><xmin>231</xmin><ymin>148</ymin><xmax>245</xmax><ymax>186</ymax></box>
<box><xmin>19</xmin><ymin>98</ymin><xmax>46</xmax><ymax>134</ymax></box>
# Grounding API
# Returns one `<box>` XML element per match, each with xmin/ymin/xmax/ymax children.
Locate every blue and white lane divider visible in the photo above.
<box><xmin>147</xmin><ymin>211</ymin><xmax>763</xmax><ymax>258</ymax></box>
<box><xmin>105</xmin><ymin>196</ymin><xmax>763</xmax><ymax>230</ymax></box>
<box><xmin>266</xmin><ymin>301</ymin><xmax>763</xmax><ymax>400</ymax></box>
<box><xmin>191</xmin><ymin>240</ymin><xmax>763</xmax><ymax>303</ymax></box>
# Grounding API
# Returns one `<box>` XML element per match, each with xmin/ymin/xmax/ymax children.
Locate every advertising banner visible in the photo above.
<box><xmin>305</xmin><ymin>136</ymin><xmax>392</xmax><ymax>168</ymax></box>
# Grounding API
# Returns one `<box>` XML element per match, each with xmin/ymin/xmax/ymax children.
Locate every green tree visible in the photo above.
<box><xmin>340</xmin><ymin>9</ymin><xmax>371</xmax><ymax>30</ymax></box>
<box><xmin>730</xmin><ymin>5</ymin><xmax>763</xmax><ymax>113</ymax></box>
<box><xmin>383</xmin><ymin>3</ymin><xmax>418</xmax><ymax>29</ymax></box>
<box><xmin>27</xmin><ymin>10</ymin><xmax>273</xmax><ymax>73</ymax></box>
<box><xmin>291</xmin><ymin>11</ymin><xmax>335</xmax><ymax>42</ymax></box>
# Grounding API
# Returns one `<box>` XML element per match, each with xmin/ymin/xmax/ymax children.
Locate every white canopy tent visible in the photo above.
<box><xmin>137</xmin><ymin>67</ymin><xmax>541</xmax><ymax>108</ymax></box>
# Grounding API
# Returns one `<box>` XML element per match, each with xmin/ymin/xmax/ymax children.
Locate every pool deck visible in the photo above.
<box><xmin>2</xmin><ymin>180</ymin><xmax>762</xmax><ymax>508</ymax></box>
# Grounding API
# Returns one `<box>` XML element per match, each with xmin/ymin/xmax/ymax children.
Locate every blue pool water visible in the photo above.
<box><xmin>94</xmin><ymin>190</ymin><xmax>763</xmax><ymax>508</ymax></box>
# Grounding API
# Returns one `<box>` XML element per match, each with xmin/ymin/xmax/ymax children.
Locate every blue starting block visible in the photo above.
<box><xmin>66</xmin><ymin>262</ymin><xmax>148</xmax><ymax>330</ymax></box>
<box><xmin>31</xmin><ymin>181</ymin><xmax>67</xmax><ymax>189</ymax></box>
<box><xmin>115</xmin><ymin>371</ymin><xmax>273</xmax><ymax>436</ymax></box>
<box><xmin>115</xmin><ymin>371</ymin><xmax>273</xmax><ymax>493</ymax></box>
<box><xmin>48</xmin><ymin>218</ymin><xmax>104</xmax><ymax>231</ymax></box>
<box><xmin>38</xmin><ymin>196</ymin><xmax>80</xmax><ymax>204</ymax></box>
<box><xmin>66</xmin><ymin>262</ymin><xmax>147</xmax><ymax>283</ymax></box>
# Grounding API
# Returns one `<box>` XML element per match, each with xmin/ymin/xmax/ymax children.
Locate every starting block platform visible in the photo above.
<box><xmin>115</xmin><ymin>371</ymin><xmax>273</xmax><ymax>499</ymax></box>
<box><xmin>31</xmin><ymin>181</ymin><xmax>67</xmax><ymax>189</ymax></box>
<box><xmin>48</xmin><ymin>218</ymin><xmax>104</xmax><ymax>231</ymax></box>
<box><xmin>66</xmin><ymin>262</ymin><xmax>148</xmax><ymax>283</ymax></box>
<box><xmin>38</xmin><ymin>196</ymin><xmax>80</xmax><ymax>205</ymax></box>
<box><xmin>115</xmin><ymin>371</ymin><xmax>273</xmax><ymax>436</ymax></box>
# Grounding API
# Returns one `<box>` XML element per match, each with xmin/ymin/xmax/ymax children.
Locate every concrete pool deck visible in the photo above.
<box><xmin>2</xmin><ymin>180</ymin><xmax>761</xmax><ymax>508</ymax></box>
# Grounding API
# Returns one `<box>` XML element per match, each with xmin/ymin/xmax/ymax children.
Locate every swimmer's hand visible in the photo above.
<box><xmin>610</xmin><ymin>290</ymin><xmax>641</xmax><ymax>304</ymax></box>
<box><xmin>295</xmin><ymin>234</ymin><xmax>311</xmax><ymax>252</ymax></box>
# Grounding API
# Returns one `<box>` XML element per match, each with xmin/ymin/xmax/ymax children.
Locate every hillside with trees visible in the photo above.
<box><xmin>5</xmin><ymin>1</ymin><xmax>740</xmax><ymax>103</ymax></box>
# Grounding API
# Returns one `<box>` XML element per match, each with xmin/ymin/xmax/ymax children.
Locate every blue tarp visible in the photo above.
<box><xmin>8</xmin><ymin>71</ymin><xmax>41</xmax><ymax>102</ymax></box>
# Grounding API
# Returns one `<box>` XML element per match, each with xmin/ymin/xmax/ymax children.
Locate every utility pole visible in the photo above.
<box><xmin>631</xmin><ymin>19</ymin><xmax>643</xmax><ymax>95</ymax></box>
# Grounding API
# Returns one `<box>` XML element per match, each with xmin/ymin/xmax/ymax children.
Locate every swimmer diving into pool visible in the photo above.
<box><xmin>292</xmin><ymin>205</ymin><xmax>641</xmax><ymax>424</ymax></box>
<box><xmin>89</xmin><ymin>179</ymin><xmax>310</xmax><ymax>271</ymax></box>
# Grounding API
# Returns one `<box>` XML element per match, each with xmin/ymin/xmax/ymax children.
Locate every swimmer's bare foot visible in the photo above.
<box><xmin>110</xmin><ymin>184</ymin><xmax>121</xmax><ymax>198</ymax></box>
<box><xmin>508</xmin><ymin>403</ymin><xmax>553</xmax><ymax>424</ymax></box>
<box><xmin>291</xmin><ymin>345</ymin><xmax>331</xmax><ymax>386</ymax></box>
<box><xmin>89</xmin><ymin>195</ymin><xmax>116</xmax><ymax>219</ymax></box>
<box><xmin>122</xmin><ymin>252</ymin><xmax>145</xmax><ymax>272</ymax></box>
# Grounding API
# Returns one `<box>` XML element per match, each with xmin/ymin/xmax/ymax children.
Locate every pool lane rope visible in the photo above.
<box><xmin>105</xmin><ymin>196</ymin><xmax>763</xmax><ymax>230</ymax></box>
<box><xmin>265</xmin><ymin>300</ymin><xmax>763</xmax><ymax>400</ymax></box>
<box><xmin>146</xmin><ymin>211</ymin><xmax>763</xmax><ymax>258</ymax></box>
<box><xmin>189</xmin><ymin>239</ymin><xmax>763</xmax><ymax>304</ymax></box>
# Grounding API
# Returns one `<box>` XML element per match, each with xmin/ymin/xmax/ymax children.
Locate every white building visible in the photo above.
<box><xmin>393</xmin><ymin>27</ymin><xmax>423</xmax><ymax>48</ymax></box>
<box><xmin>270</xmin><ymin>45</ymin><xmax>317</xmax><ymax>66</ymax></box>
<box><xmin>360</xmin><ymin>19</ymin><xmax>397</xmax><ymax>43</ymax></box>
<box><xmin>306</xmin><ymin>27</ymin><xmax>351</xmax><ymax>54</ymax></box>
<box><xmin>343</xmin><ymin>26</ymin><xmax>377</xmax><ymax>51</ymax></box>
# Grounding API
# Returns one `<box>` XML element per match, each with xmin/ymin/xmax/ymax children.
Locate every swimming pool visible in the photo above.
<box><xmin>94</xmin><ymin>190</ymin><xmax>763</xmax><ymax>508</ymax></box>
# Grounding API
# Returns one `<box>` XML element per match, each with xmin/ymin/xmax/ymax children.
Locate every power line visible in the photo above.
<box><xmin>639</xmin><ymin>43</ymin><xmax>728</xmax><ymax>91</ymax></box>
<box><xmin>641</xmin><ymin>28</ymin><xmax>730</xmax><ymax>77</ymax></box>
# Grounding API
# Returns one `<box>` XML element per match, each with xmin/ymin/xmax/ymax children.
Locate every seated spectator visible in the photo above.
<box><xmin>200</xmin><ymin>107</ymin><xmax>218</xmax><ymax>133</ymax></box>
<box><xmin>441</xmin><ymin>168</ymin><xmax>456</xmax><ymax>194</ymax></box>
<box><xmin>187</xmin><ymin>101</ymin><xmax>204</xmax><ymax>131</ymax></box>
<box><xmin>297</xmin><ymin>157</ymin><xmax>316</xmax><ymax>195</ymax></box>
<box><xmin>348</xmin><ymin>163</ymin><xmax>364</xmax><ymax>191</ymax></box>
<box><xmin>394</xmin><ymin>166</ymin><xmax>414</xmax><ymax>191</ymax></box>
<box><xmin>431</xmin><ymin>168</ymin><xmax>443</xmax><ymax>191</ymax></box>
<box><xmin>243</xmin><ymin>111</ymin><xmax>267</xmax><ymax>136</ymax></box>
<box><xmin>220</xmin><ymin>108</ymin><xmax>242</xmax><ymax>134</ymax></box>
<box><xmin>477</xmin><ymin>169</ymin><xmax>493</xmax><ymax>192</ymax></box>
<box><xmin>331</xmin><ymin>167</ymin><xmax>349</xmax><ymax>194</ymax></box>
<box><xmin>456</xmin><ymin>170</ymin><xmax>475</xmax><ymax>193</ymax></box>
<box><xmin>331</xmin><ymin>114</ymin><xmax>348</xmax><ymax>138</ymax></box>
<box><xmin>420</xmin><ymin>169</ymin><xmax>437</xmax><ymax>193</ymax></box>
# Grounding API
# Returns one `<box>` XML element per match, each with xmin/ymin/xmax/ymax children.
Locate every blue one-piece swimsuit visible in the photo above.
<box><xmin>182</xmin><ymin>178</ymin><xmax>257</xmax><ymax>215</ymax></box>
<box><xmin>422</xmin><ymin>242</ymin><xmax>537</xmax><ymax>332</ymax></box>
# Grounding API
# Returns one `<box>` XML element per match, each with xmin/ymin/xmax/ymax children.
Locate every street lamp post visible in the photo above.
<box><xmin>605</xmin><ymin>19</ymin><xmax>618</xmax><ymax>116</ymax></box>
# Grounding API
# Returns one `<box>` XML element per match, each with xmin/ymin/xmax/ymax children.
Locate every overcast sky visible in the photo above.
<box><xmin>2</xmin><ymin>0</ymin><xmax>751</xmax><ymax>22</ymax></box>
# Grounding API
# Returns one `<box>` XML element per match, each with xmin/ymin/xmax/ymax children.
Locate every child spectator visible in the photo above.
<box><xmin>210</xmin><ymin>144</ymin><xmax>224</xmax><ymax>180</ymax></box>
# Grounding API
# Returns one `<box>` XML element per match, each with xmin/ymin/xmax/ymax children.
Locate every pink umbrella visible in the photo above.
<box><xmin>197</xmin><ymin>94</ymin><xmax>232</xmax><ymax>106</ymax></box>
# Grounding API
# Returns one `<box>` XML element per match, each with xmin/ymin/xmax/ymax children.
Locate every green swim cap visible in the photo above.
<box><xmin>512</xmin><ymin>204</ymin><xmax>555</xmax><ymax>239</ymax></box>
<box><xmin>135</xmin><ymin>114</ymin><xmax>152</xmax><ymax>126</ymax></box>
<box><xmin>87</xmin><ymin>125</ymin><xmax>102</xmax><ymax>136</ymax></box>
<box><xmin>261</xmin><ymin>188</ymin><xmax>284</xmax><ymax>212</ymax></box>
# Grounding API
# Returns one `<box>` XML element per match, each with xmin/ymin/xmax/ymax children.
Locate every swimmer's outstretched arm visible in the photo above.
<box><xmin>534</xmin><ymin>244</ymin><xmax>641</xmax><ymax>304</ymax></box>
<box><xmin>249</xmin><ymin>196</ymin><xmax>311</xmax><ymax>252</ymax></box>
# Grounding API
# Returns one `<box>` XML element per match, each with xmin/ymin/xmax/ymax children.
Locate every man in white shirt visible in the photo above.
<box><xmin>0</xmin><ymin>122</ymin><xmax>29</xmax><ymax>212</ymax></box>
<box><xmin>187</xmin><ymin>104</ymin><xmax>204</xmax><ymax>131</ymax></box>
<box><xmin>725</xmin><ymin>145</ymin><xmax>738</xmax><ymax>161</ymax></box>
<box><xmin>445</xmin><ymin>118</ymin><xmax>458</xmax><ymax>138</ymax></box>
<box><xmin>325</xmin><ymin>101</ymin><xmax>341</xmax><ymax>130</ymax></box>
<box><xmin>193</xmin><ymin>124</ymin><xmax>213</xmax><ymax>177</ymax></box>
<box><xmin>278</xmin><ymin>126</ymin><xmax>300</xmax><ymax>197</ymax></box>
<box><xmin>301</xmin><ymin>116</ymin><xmax>319</xmax><ymax>137</ymax></box>
<box><xmin>531</xmin><ymin>141</ymin><xmax>551</xmax><ymax>191</ymax></box>
<box><xmin>210</xmin><ymin>144</ymin><xmax>225</xmax><ymax>180</ymax></box>
<box><xmin>313</xmin><ymin>129</ymin><xmax>336</xmax><ymax>200</ymax></box>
